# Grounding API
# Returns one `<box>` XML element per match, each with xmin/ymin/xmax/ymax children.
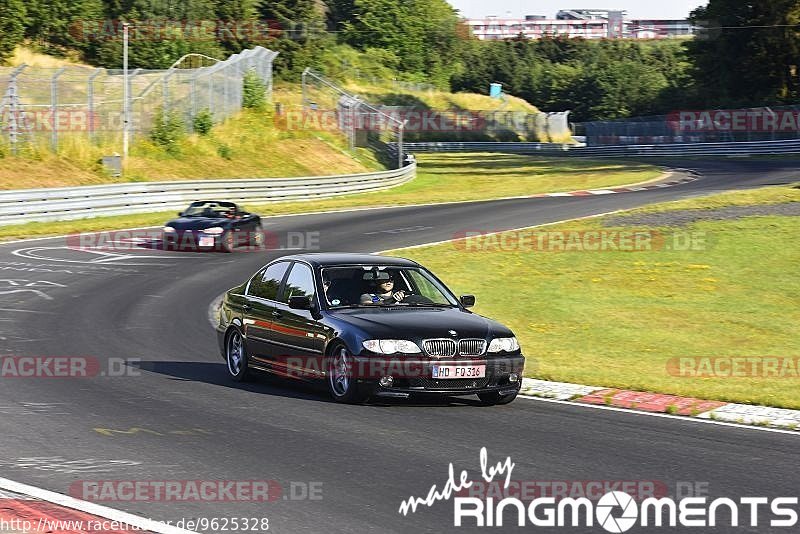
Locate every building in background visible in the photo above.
<box><xmin>556</xmin><ymin>9</ymin><xmax>621</xmax><ymax>20</ymax></box>
<box><xmin>466</xmin><ymin>10</ymin><xmax>694</xmax><ymax>41</ymax></box>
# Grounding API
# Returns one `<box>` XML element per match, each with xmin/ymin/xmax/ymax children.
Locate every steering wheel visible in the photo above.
<box><xmin>403</xmin><ymin>294</ymin><xmax>434</xmax><ymax>304</ymax></box>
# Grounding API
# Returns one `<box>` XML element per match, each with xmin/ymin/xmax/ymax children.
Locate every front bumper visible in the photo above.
<box><xmin>163</xmin><ymin>230</ymin><xmax>220</xmax><ymax>250</ymax></box>
<box><xmin>354</xmin><ymin>354</ymin><xmax>525</xmax><ymax>397</ymax></box>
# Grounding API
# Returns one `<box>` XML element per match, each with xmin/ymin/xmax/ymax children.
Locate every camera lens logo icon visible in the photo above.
<box><xmin>596</xmin><ymin>491</ymin><xmax>638</xmax><ymax>533</ymax></box>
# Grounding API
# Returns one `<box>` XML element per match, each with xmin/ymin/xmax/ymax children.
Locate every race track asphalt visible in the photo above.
<box><xmin>0</xmin><ymin>158</ymin><xmax>798</xmax><ymax>533</ymax></box>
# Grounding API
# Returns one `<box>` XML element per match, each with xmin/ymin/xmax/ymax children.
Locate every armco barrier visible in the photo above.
<box><xmin>403</xmin><ymin>139</ymin><xmax>800</xmax><ymax>157</ymax></box>
<box><xmin>0</xmin><ymin>164</ymin><xmax>415</xmax><ymax>226</ymax></box>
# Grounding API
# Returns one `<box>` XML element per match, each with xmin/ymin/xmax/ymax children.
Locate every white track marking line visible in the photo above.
<box><xmin>0</xmin><ymin>308</ymin><xmax>55</xmax><ymax>314</ymax></box>
<box><xmin>0</xmin><ymin>477</ymin><xmax>199</xmax><ymax>534</ymax></box>
<box><xmin>518</xmin><ymin>395</ymin><xmax>800</xmax><ymax>436</ymax></box>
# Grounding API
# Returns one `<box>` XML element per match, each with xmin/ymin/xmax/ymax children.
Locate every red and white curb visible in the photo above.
<box><xmin>526</xmin><ymin>172</ymin><xmax>698</xmax><ymax>199</ymax></box>
<box><xmin>0</xmin><ymin>478</ymin><xmax>197</xmax><ymax>533</ymax></box>
<box><xmin>520</xmin><ymin>378</ymin><xmax>800</xmax><ymax>432</ymax></box>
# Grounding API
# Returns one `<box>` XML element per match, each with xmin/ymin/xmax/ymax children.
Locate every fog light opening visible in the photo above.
<box><xmin>509</xmin><ymin>373</ymin><xmax>520</xmax><ymax>383</ymax></box>
<box><xmin>379</xmin><ymin>376</ymin><xmax>394</xmax><ymax>388</ymax></box>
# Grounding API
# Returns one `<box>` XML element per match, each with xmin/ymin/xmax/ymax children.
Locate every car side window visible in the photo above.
<box><xmin>280</xmin><ymin>263</ymin><xmax>316</xmax><ymax>304</ymax></box>
<box><xmin>248</xmin><ymin>262</ymin><xmax>290</xmax><ymax>301</ymax></box>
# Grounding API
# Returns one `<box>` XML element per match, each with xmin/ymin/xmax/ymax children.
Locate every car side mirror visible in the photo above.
<box><xmin>288</xmin><ymin>295</ymin><xmax>313</xmax><ymax>310</ymax></box>
<box><xmin>460</xmin><ymin>295</ymin><xmax>476</xmax><ymax>308</ymax></box>
<box><xmin>178</xmin><ymin>211</ymin><xmax>184</xmax><ymax>217</ymax></box>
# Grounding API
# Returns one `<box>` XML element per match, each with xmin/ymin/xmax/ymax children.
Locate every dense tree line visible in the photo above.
<box><xmin>688</xmin><ymin>0</ymin><xmax>800</xmax><ymax>107</ymax></box>
<box><xmin>0</xmin><ymin>0</ymin><xmax>798</xmax><ymax>121</ymax></box>
<box><xmin>451</xmin><ymin>37</ymin><xmax>693</xmax><ymax>121</ymax></box>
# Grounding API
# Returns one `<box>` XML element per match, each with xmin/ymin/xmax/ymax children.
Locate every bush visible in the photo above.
<box><xmin>242</xmin><ymin>70</ymin><xmax>266</xmax><ymax>110</ymax></box>
<box><xmin>217</xmin><ymin>144</ymin><xmax>232</xmax><ymax>160</ymax></box>
<box><xmin>150</xmin><ymin>108</ymin><xmax>186</xmax><ymax>155</ymax></box>
<box><xmin>192</xmin><ymin>109</ymin><xmax>214</xmax><ymax>136</ymax></box>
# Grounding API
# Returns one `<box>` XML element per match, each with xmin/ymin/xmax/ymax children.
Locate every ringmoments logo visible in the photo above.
<box><xmin>398</xmin><ymin>448</ymin><xmax>800</xmax><ymax>531</ymax></box>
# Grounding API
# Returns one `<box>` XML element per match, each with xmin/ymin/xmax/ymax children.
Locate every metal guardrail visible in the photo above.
<box><xmin>403</xmin><ymin>142</ymin><xmax>574</xmax><ymax>153</ymax></box>
<box><xmin>403</xmin><ymin>139</ymin><xmax>800</xmax><ymax>157</ymax></box>
<box><xmin>5</xmin><ymin>135</ymin><xmax>798</xmax><ymax>226</ymax></box>
<box><xmin>0</xmin><ymin>164</ymin><xmax>416</xmax><ymax>226</ymax></box>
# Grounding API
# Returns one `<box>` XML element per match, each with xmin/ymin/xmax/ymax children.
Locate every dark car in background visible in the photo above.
<box><xmin>215</xmin><ymin>253</ymin><xmax>525</xmax><ymax>405</ymax></box>
<box><xmin>163</xmin><ymin>201</ymin><xmax>262</xmax><ymax>252</ymax></box>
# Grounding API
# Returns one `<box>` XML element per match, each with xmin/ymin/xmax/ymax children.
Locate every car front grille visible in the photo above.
<box><xmin>423</xmin><ymin>339</ymin><xmax>457</xmax><ymax>358</ymax></box>
<box><xmin>458</xmin><ymin>339</ymin><xmax>486</xmax><ymax>356</ymax></box>
<box><xmin>423</xmin><ymin>338</ymin><xmax>486</xmax><ymax>357</ymax></box>
<box><xmin>409</xmin><ymin>377</ymin><xmax>492</xmax><ymax>390</ymax></box>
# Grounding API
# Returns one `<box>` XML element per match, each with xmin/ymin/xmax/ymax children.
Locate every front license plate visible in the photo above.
<box><xmin>198</xmin><ymin>236</ymin><xmax>215</xmax><ymax>247</ymax></box>
<box><xmin>432</xmin><ymin>365</ymin><xmax>486</xmax><ymax>379</ymax></box>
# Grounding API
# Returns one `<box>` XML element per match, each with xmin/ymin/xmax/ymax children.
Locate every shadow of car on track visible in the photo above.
<box><xmin>130</xmin><ymin>361</ymin><xmax>488</xmax><ymax>408</ymax></box>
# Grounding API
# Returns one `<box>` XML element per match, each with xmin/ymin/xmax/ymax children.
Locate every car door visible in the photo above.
<box><xmin>270</xmin><ymin>262</ymin><xmax>328</xmax><ymax>379</ymax></box>
<box><xmin>243</xmin><ymin>261</ymin><xmax>291</xmax><ymax>366</ymax></box>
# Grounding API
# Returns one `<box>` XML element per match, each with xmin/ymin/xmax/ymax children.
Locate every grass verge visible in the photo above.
<box><xmin>0</xmin><ymin>154</ymin><xmax>661</xmax><ymax>241</ymax></box>
<box><xmin>0</xmin><ymin>109</ymin><xmax>378</xmax><ymax>190</ymax></box>
<box><xmin>384</xmin><ymin>183</ymin><xmax>800</xmax><ymax>409</ymax></box>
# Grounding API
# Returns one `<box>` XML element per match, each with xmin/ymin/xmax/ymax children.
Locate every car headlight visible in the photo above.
<box><xmin>163</xmin><ymin>226</ymin><xmax>176</xmax><ymax>233</ymax></box>
<box><xmin>362</xmin><ymin>339</ymin><xmax>422</xmax><ymax>355</ymax></box>
<box><xmin>202</xmin><ymin>227</ymin><xmax>225</xmax><ymax>235</ymax></box>
<box><xmin>488</xmin><ymin>337</ymin><xmax>520</xmax><ymax>353</ymax></box>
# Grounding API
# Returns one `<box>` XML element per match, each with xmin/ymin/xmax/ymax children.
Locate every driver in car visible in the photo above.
<box><xmin>360</xmin><ymin>272</ymin><xmax>406</xmax><ymax>305</ymax></box>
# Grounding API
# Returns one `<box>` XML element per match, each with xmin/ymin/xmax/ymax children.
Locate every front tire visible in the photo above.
<box><xmin>478</xmin><ymin>391</ymin><xmax>518</xmax><ymax>406</ymax></box>
<box><xmin>226</xmin><ymin>329</ymin><xmax>251</xmax><ymax>382</ymax></box>
<box><xmin>251</xmin><ymin>226</ymin><xmax>265</xmax><ymax>248</ymax></box>
<box><xmin>220</xmin><ymin>231</ymin><xmax>235</xmax><ymax>253</ymax></box>
<box><xmin>326</xmin><ymin>345</ymin><xmax>366</xmax><ymax>404</ymax></box>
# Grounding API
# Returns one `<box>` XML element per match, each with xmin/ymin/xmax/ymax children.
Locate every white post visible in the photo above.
<box><xmin>122</xmin><ymin>22</ymin><xmax>130</xmax><ymax>161</ymax></box>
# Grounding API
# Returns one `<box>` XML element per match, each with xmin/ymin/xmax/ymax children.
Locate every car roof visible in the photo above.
<box><xmin>276</xmin><ymin>253</ymin><xmax>420</xmax><ymax>268</ymax></box>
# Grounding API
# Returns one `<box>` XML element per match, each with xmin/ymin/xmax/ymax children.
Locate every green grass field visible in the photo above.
<box><xmin>0</xmin><ymin>154</ymin><xmax>662</xmax><ymax>241</ymax></box>
<box><xmin>386</xmin><ymin>183</ymin><xmax>800</xmax><ymax>409</ymax></box>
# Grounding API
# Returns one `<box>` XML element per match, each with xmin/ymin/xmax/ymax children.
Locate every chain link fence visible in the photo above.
<box><xmin>300</xmin><ymin>68</ymin><xmax>577</xmax><ymax>164</ymax></box>
<box><xmin>301</xmin><ymin>68</ymin><xmax>407</xmax><ymax>169</ymax></box>
<box><xmin>0</xmin><ymin>46</ymin><xmax>277</xmax><ymax>155</ymax></box>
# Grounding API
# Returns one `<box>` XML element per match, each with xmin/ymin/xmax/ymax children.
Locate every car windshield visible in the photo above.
<box><xmin>182</xmin><ymin>202</ymin><xmax>236</xmax><ymax>217</ymax></box>
<box><xmin>321</xmin><ymin>266</ymin><xmax>460</xmax><ymax>308</ymax></box>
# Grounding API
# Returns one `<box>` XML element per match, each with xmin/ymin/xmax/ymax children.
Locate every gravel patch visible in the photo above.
<box><xmin>605</xmin><ymin>202</ymin><xmax>800</xmax><ymax>227</ymax></box>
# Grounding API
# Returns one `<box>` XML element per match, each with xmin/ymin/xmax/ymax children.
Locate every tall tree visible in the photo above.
<box><xmin>0</xmin><ymin>0</ymin><xmax>26</xmax><ymax>63</ymax></box>
<box><xmin>688</xmin><ymin>0</ymin><xmax>800</xmax><ymax>106</ymax></box>
<box><xmin>25</xmin><ymin>0</ymin><xmax>105</xmax><ymax>53</ymax></box>
<box><xmin>89</xmin><ymin>0</ymin><xmax>226</xmax><ymax>68</ymax></box>
<box><xmin>339</xmin><ymin>0</ymin><xmax>462</xmax><ymax>87</ymax></box>
<box><xmin>258</xmin><ymin>0</ymin><xmax>327</xmax><ymax>77</ymax></box>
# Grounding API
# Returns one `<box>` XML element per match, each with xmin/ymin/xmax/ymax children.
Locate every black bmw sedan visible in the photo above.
<box><xmin>215</xmin><ymin>253</ymin><xmax>525</xmax><ymax>405</ymax></box>
<box><xmin>163</xmin><ymin>201</ymin><xmax>262</xmax><ymax>252</ymax></box>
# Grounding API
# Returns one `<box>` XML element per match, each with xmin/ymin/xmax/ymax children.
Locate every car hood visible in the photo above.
<box><xmin>166</xmin><ymin>217</ymin><xmax>228</xmax><ymax>231</ymax></box>
<box><xmin>328</xmin><ymin>307</ymin><xmax>512</xmax><ymax>340</ymax></box>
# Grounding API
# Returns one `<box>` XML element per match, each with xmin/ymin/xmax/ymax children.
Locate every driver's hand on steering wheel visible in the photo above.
<box><xmin>392</xmin><ymin>290</ymin><xmax>406</xmax><ymax>302</ymax></box>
